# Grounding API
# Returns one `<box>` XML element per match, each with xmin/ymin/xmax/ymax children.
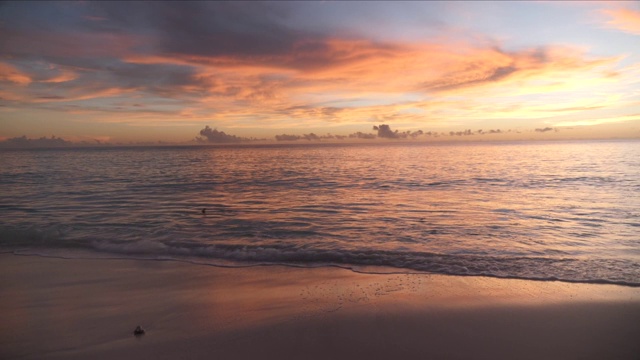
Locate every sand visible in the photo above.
<box><xmin>1</xmin><ymin>253</ymin><xmax>639</xmax><ymax>360</ymax></box>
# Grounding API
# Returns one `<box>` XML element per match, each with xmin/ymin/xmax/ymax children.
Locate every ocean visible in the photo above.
<box><xmin>1</xmin><ymin>140</ymin><xmax>639</xmax><ymax>286</ymax></box>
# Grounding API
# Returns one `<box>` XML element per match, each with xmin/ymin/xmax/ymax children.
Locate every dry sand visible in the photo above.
<box><xmin>1</xmin><ymin>253</ymin><xmax>639</xmax><ymax>360</ymax></box>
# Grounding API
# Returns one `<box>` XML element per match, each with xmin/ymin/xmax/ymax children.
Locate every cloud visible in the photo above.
<box><xmin>374</xmin><ymin>124</ymin><xmax>398</xmax><ymax>139</ymax></box>
<box><xmin>348</xmin><ymin>132</ymin><xmax>376</xmax><ymax>140</ymax></box>
<box><xmin>0</xmin><ymin>13</ymin><xmax>140</xmax><ymax>62</ymax></box>
<box><xmin>449</xmin><ymin>129</ymin><xmax>474</xmax><ymax>137</ymax></box>
<box><xmin>448</xmin><ymin>129</ymin><xmax>503</xmax><ymax>136</ymax></box>
<box><xmin>0</xmin><ymin>1</ymin><xmax>635</xmax><ymax>138</ymax></box>
<box><xmin>554</xmin><ymin>113</ymin><xmax>640</xmax><ymax>127</ymax></box>
<box><xmin>273</xmin><ymin>130</ymin><xmax>376</xmax><ymax>141</ymax></box>
<box><xmin>0</xmin><ymin>135</ymin><xmax>72</xmax><ymax>149</ymax></box>
<box><xmin>117</xmin><ymin>41</ymin><xmax>624</xmax><ymax>129</ymax></box>
<box><xmin>601</xmin><ymin>7</ymin><xmax>640</xmax><ymax>35</ymax></box>
<box><xmin>115</xmin><ymin>2</ymin><xmax>301</xmax><ymax>58</ymax></box>
<box><xmin>0</xmin><ymin>63</ymin><xmax>32</xmax><ymax>85</ymax></box>
<box><xmin>275</xmin><ymin>134</ymin><xmax>301</xmax><ymax>141</ymax></box>
<box><xmin>274</xmin><ymin>125</ymin><xmax>434</xmax><ymax>141</ymax></box>
<box><xmin>196</xmin><ymin>126</ymin><xmax>251</xmax><ymax>143</ymax></box>
<box><xmin>372</xmin><ymin>124</ymin><xmax>427</xmax><ymax>139</ymax></box>
<box><xmin>535</xmin><ymin>127</ymin><xmax>554</xmax><ymax>133</ymax></box>
<box><xmin>275</xmin><ymin>132</ymin><xmax>348</xmax><ymax>141</ymax></box>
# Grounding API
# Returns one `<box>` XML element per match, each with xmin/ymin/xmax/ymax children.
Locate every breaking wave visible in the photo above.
<box><xmin>3</xmin><ymin>226</ymin><xmax>638</xmax><ymax>287</ymax></box>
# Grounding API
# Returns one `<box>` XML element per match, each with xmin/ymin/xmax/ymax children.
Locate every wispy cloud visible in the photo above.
<box><xmin>0</xmin><ymin>62</ymin><xmax>32</xmax><ymax>85</ymax></box>
<box><xmin>554</xmin><ymin>113</ymin><xmax>640</xmax><ymax>127</ymax></box>
<box><xmin>601</xmin><ymin>7</ymin><xmax>640</xmax><ymax>35</ymax></box>
<box><xmin>116</xmin><ymin>40</ymin><xmax>624</xmax><ymax>128</ymax></box>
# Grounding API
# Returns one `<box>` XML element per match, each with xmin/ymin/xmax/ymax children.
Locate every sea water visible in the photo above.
<box><xmin>1</xmin><ymin>140</ymin><xmax>639</xmax><ymax>286</ymax></box>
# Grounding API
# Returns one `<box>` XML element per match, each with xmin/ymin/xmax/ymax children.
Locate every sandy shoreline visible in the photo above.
<box><xmin>1</xmin><ymin>253</ymin><xmax>639</xmax><ymax>360</ymax></box>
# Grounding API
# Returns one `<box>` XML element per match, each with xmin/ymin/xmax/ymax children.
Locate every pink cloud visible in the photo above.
<box><xmin>601</xmin><ymin>7</ymin><xmax>640</xmax><ymax>35</ymax></box>
<box><xmin>0</xmin><ymin>62</ymin><xmax>32</xmax><ymax>85</ymax></box>
<box><xmin>39</xmin><ymin>68</ymin><xmax>78</xmax><ymax>83</ymax></box>
<box><xmin>0</xmin><ymin>25</ymin><xmax>628</xmax><ymax>129</ymax></box>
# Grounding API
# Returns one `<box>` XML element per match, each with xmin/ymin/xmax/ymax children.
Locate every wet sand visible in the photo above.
<box><xmin>1</xmin><ymin>253</ymin><xmax>639</xmax><ymax>360</ymax></box>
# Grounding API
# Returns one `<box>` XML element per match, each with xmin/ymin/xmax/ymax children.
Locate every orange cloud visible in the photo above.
<box><xmin>0</xmin><ymin>63</ymin><xmax>32</xmax><ymax>85</ymax></box>
<box><xmin>601</xmin><ymin>7</ymin><xmax>640</xmax><ymax>35</ymax></box>
<box><xmin>122</xmin><ymin>38</ymin><xmax>621</xmax><ymax>100</ymax></box>
<box><xmin>2</xmin><ymin>31</ymin><xmax>630</xmax><ymax>132</ymax></box>
<box><xmin>40</xmin><ymin>69</ymin><xmax>78</xmax><ymax>83</ymax></box>
<box><xmin>114</xmin><ymin>37</ymin><xmax>629</xmax><ymax>130</ymax></box>
<box><xmin>0</xmin><ymin>89</ymin><xmax>29</xmax><ymax>102</ymax></box>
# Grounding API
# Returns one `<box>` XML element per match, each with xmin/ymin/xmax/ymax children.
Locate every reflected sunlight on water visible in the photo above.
<box><xmin>1</xmin><ymin>140</ymin><xmax>639</xmax><ymax>285</ymax></box>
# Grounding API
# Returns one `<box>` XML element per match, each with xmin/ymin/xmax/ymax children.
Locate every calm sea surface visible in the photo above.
<box><xmin>1</xmin><ymin>141</ymin><xmax>639</xmax><ymax>286</ymax></box>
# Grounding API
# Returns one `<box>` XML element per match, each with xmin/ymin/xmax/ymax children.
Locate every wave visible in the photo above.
<box><xmin>2</xmin><ymin>226</ymin><xmax>638</xmax><ymax>287</ymax></box>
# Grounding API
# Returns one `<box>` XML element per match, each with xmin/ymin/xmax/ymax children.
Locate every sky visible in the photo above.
<box><xmin>1</xmin><ymin>1</ymin><xmax>639</xmax><ymax>144</ymax></box>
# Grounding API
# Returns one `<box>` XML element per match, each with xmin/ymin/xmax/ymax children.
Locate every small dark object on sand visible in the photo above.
<box><xmin>133</xmin><ymin>326</ymin><xmax>145</xmax><ymax>336</ymax></box>
<box><xmin>202</xmin><ymin>208</ymin><xmax>206</xmax><ymax>214</ymax></box>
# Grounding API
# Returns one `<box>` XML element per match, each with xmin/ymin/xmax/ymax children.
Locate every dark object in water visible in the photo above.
<box><xmin>202</xmin><ymin>208</ymin><xmax>206</xmax><ymax>214</ymax></box>
<box><xmin>133</xmin><ymin>325</ymin><xmax>145</xmax><ymax>336</ymax></box>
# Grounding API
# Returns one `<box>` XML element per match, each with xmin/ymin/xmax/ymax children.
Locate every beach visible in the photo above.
<box><xmin>1</xmin><ymin>253</ymin><xmax>639</xmax><ymax>360</ymax></box>
<box><xmin>2</xmin><ymin>0</ymin><xmax>640</xmax><ymax>358</ymax></box>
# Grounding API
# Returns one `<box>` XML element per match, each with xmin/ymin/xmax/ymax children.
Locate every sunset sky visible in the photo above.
<box><xmin>1</xmin><ymin>1</ymin><xmax>639</xmax><ymax>144</ymax></box>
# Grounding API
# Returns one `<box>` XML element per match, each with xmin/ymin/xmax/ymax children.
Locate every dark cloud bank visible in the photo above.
<box><xmin>0</xmin><ymin>125</ymin><xmax>554</xmax><ymax>148</ymax></box>
<box><xmin>196</xmin><ymin>126</ymin><xmax>250</xmax><ymax>143</ymax></box>
<box><xmin>0</xmin><ymin>136</ymin><xmax>72</xmax><ymax>149</ymax></box>
<box><xmin>0</xmin><ymin>135</ymin><xmax>175</xmax><ymax>149</ymax></box>
<box><xmin>273</xmin><ymin>124</ymin><xmax>508</xmax><ymax>142</ymax></box>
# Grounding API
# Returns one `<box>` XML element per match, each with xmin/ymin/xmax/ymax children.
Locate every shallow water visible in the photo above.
<box><xmin>1</xmin><ymin>140</ymin><xmax>639</xmax><ymax>285</ymax></box>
